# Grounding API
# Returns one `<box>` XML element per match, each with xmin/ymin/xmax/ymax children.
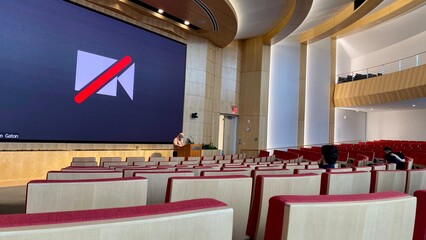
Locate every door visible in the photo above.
<box><xmin>219</xmin><ymin>114</ymin><xmax>237</xmax><ymax>155</ymax></box>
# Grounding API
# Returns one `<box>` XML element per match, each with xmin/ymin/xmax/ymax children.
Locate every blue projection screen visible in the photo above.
<box><xmin>0</xmin><ymin>0</ymin><xmax>186</xmax><ymax>143</ymax></box>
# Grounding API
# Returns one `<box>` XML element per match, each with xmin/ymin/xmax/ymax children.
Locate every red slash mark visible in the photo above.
<box><xmin>74</xmin><ymin>55</ymin><xmax>132</xmax><ymax>104</ymax></box>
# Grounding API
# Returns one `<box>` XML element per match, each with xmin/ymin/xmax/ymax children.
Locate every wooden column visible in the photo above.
<box><xmin>237</xmin><ymin>37</ymin><xmax>270</xmax><ymax>155</ymax></box>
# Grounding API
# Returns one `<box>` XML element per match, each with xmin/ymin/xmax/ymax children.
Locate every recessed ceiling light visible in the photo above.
<box><xmin>184</xmin><ymin>20</ymin><xmax>190</xmax><ymax>25</ymax></box>
<box><xmin>412</xmin><ymin>104</ymin><xmax>416</xmax><ymax>107</ymax></box>
<box><xmin>158</xmin><ymin>9</ymin><xmax>164</xmax><ymax>14</ymax></box>
<box><xmin>370</xmin><ymin>108</ymin><xmax>374</xmax><ymax>111</ymax></box>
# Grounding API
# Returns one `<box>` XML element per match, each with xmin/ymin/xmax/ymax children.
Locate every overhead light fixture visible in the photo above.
<box><xmin>184</xmin><ymin>20</ymin><xmax>190</xmax><ymax>25</ymax></box>
<box><xmin>370</xmin><ymin>108</ymin><xmax>374</xmax><ymax>111</ymax></box>
<box><xmin>158</xmin><ymin>9</ymin><xmax>164</xmax><ymax>14</ymax></box>
<box><xmin>412</xmin><ymin>104</ymin><xmax>416</xmax><ymax>107</ymax></box>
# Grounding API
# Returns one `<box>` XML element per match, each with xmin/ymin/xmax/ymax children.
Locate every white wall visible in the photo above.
<box><xmin>351</xmin><ymin>31</ymin><xmax>426</xmax><ymax>72</ymax></box>
<box><xmin>267</xmin><ymin>37</ymin><xmax>300</xmax><ymax>148</ymax></box>
<box><xmin>334</xmin><ymin>109</ymin><xmax>366</xmax><ymax>143</ymax></box>
<box><xmin>366</xmin><ymin>109</ymin><xmax>426</xmax><ymax>141</ymax></box>
<box><xmin>305</xmin><ymin>38</ymin><xmax>330</xmax><ymax>145</ymax></box>
<box><xmin>336</xmin><ymin>40</ymin><xmax>352</xmax><ymax>78</ymax></box>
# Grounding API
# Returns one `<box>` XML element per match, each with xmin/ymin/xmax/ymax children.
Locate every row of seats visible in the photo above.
<box><xmin>16</xmin><ymin>172</ymin><xmax>426</xmax><ymax>240</ymax></box>
<box><xmin>70</xmin><ymin>154</ymin><xmax>250</xmax><ymax>167</ymax></box>
<box><xmin>16</xmin><ymin>154</ymin><xmax>426</xmax><ymax>239</ymax></box>
<box><xmin>59</xmin><ymin>160</ymin><xmax>426</xmax><ymax>195</ymax></box>
<box><xmin>337</xmin><ymin>72</ymin><xmax>383</xmax><ymax>83</ymax></box>
<box><xmin>0</xmin><ymin>198</ymin><xmax>233</xmax><ymax>240</ymax></box>
<box><xmin>337</xmin><ymin>139</ymin><xmax>426</xmax><ymax>166</ymax></box>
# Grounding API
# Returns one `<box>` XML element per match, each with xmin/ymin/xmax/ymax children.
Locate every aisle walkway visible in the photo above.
<box><xmin>0</xmin><ymin>185</ymin><xmax>26</xmax><ymax>214</ymax></box>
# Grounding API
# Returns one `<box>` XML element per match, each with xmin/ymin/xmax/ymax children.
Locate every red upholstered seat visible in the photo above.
<box><xmin>165</xmin><ymin>175</ymin><xmax>252</xmax><ymax>240</ymax></box>
<box><xmin>264</xmin><ymin>192</ymin><xmax>416</xmax><ymax>240</ymax></box>
<box><xmin>370</xmin><ymin>170</ymin><xmax>407</xmax><ymax>193</ymax></box>
<box><xmin>320</xmin><ymin>171</ymin><xmax>371</xmax><ymax>195</ymax></box>
<box><xmin>246</xmin><ymin>173</ymin><xmax>320</xmax><ymax>240</ymax></box>
<box><xmin>406</xmin><ymin>169</ymin><xmax>426</xmax><ymax>195</ymax></box>
<box><xmin>413</xmin><ymin>190</ymin><xmax>426</xmax><ymax>240</ymax></box>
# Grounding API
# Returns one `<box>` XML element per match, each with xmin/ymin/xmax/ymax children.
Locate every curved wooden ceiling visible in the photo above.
<box><xmin>72</xmin><ymin>0</ymin><xmax>426</xmax><ymax>48</ymax></box>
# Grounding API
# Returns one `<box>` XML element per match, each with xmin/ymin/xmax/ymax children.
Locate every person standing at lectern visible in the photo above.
<box><xmin>173</xmin><ymin>133</ymin><xmax>185</xmax><ymax>157</ymax></box>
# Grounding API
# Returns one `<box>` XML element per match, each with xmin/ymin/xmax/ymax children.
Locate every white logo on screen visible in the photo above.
<box><xmin>74</xmin><ymin>50</ymin><xmax>135</xmax><ymax>100</ymax></box>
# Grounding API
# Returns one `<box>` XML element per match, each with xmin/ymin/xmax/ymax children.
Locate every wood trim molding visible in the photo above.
<box><xmin>299</xmin><ymin>0</ymin><xmax>383</xmax><ymax>44</ymax></box>
<box><xmin>334</xmin><ymin>64</ymin><xmax>426</xmax><ymax>107</ymax></box>
<box><xmin>70</xmin><ymin>0</ymin><xmax>187</xmax><ymax>43</ymax></box>
<box><xmin>72</xmin><ymin>0</ymin><xmax>238</xmax><ymax>48</ymax></box>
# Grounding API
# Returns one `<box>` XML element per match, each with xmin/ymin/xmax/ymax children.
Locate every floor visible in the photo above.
<box><xmin>0</xmin><ymin>185</ymin><xmax>26</xmax><ymax>214</ymax></box>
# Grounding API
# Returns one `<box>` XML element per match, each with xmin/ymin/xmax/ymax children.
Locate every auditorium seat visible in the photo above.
<box><xmin>232</xmin><ymin>158</ymin><xmax>244</xmax><ymax>163</ymax></box>
<box><xmin>404</xmin><ymin>156</ymin><xmax>414</xmax><ymax>170</ymax></box>
<box><xmin>305</xmin><ymin>163</ymin><xmax>320</xmax><ymax>169</ymax></box>
<box><xmin>99</xmin><ymin>157</ymin><xmax>121</xmax><ymax>166</ymax></box>
<box><xmin>47</xmin><ymin>171</ymin><xmax>122</xmax><ymax>180</ymax></box>
<box><xmin>320</xmin><ymin>171</ymin><xmax>371</xmax><ymax>195</ymax></box>
<box><xmin>26</xmin><ymin>177</ymin><xmax>148</xmax><ymax>213</ymax></box>
<box><xmin>0</xmin><ymin>199</ymin><xmax>233</xmax><ymax>240</ymax></box>
<box><xmin>413</xmin><ymin>190</ymin><xmax>426</xmax><ymax>240</ymax></box>
<box><xmin>246</xmin><ymin>173</ymin><xmax>321</xmax><ymax>240</ymax></box>
<box><xmin>264</xmin><ymin>192</ymin><xmax>416</xmax><ymax>240</ymax></box>
<box><xmin>123</xmin><ymin>167</ymin><xmax>174</xmax><ymax>177</ymax></box>
<box><xmin>169</xmin><ymin>156</ymin><xmax>185</xmax><ymax>162</ymax></box>
<box><xmin>283</xmin><ymin>165</ymin><xmax>305</xmax><ymax>171</ymax></box>
<box><xmin>405</xmin><ymin>169</ymin><xmax>426</xmax><ymax>195</ymax></box>
<box><xmin>180</xmin><ymin>160</ymin><xmax>199</xmax><ymax>165</ymax></box>
<box><xmin>61</xmin><ymin>166</ymin><xmax>113</xmax><ymax>172</ymax></box>
<box><xmin>371</xmin><ymin>165</ymin><xmax>386</xmax><ymax>170</ymax></box>
<box><xmin>352</xmin><ymin>166</ymin><xmax>372</xmax><ymax>171</ymax></box>
<box><xmin>125</xmin><ymin>156</ymin><xmax>145</xmax><ymax>166</ymax></box>
<box><xmin>166</xmin><ymin>175</ymin><xmax>252</xmax><ymax>240</ymax></box>
<box><xmin>201</xmin><ymin>159</ymin><xmax>216</xmax><ymax>164</ymax></box>
<box><xmin>102</xmin><ymin>161</ymin><xmax>128</xmax><ymax>168</ymax></box>
<box><xmin>186</xmin><ymin>156</ymin><xmax>201</xmax><ymax>162</ymax></box>
<box><xmin>326</xmin><ymin>167</ymin><xmax>353</xmax><ymax>172</ymax></box>
<box><xmin>70</xmin><ymin>161</ymin><xmax>98</xmax><ymax>167</ymax></box>
<box><xmin>133</xmin><ymin>171</ymin><xmax>194</xmax><ymax>205</ymax></box>
<box><xmin>149</xmin><ymin>157</ymin><xmax>168</xmax><ymax>162</ymax></box>
<box><xmin>386</xmin><ymin>163</ymin><xmax>397</xmax><ymax>170</ymax></box>
<box><xmin>294</xmin><ymin>168</ymin><xmax>326</xmax><ymax>174</ymax></box>
<box><xmin>201</xmin><ymin>169</ymin><xmax>252</xmax><ymax>177</ymax></box>
<box><xmin>72</xmin><ymin>157</ymin><xmax>96</xmax><ymax>162</ymax></box>
<box><xmin>370</xmin><ymin>170</ymin><xmax>406</xmax><ymax>193</ymax></box>
<box><xmin>217</xmin><ymin>159</ymin><xmax>232</xmax><ymax>164</ymax></box>
<box><xmin>133</xmin><ymin>161</ymin><xmax>158</xmax><ymax>167</ymax></box>
<box><xmin>158</xmin><ymin>161</ymin><xmax>179</xmax><ymax>166</ymax></box>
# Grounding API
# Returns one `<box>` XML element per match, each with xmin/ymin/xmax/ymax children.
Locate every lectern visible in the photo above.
<box><xmin>177</xmin><ymin>144</ymin><xmax>202</xmax><ymax>157</ymax></box>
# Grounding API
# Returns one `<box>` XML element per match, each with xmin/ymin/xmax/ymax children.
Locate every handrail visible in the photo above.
<box><xmin>240</xmin><ymin>140</ymin><xmax>362</xmax><ymax>155</ymax></box>
<box><xmin>336</xmin><ymin>51</ymin><xmax>426</xmax><ymax>83</ymax></box>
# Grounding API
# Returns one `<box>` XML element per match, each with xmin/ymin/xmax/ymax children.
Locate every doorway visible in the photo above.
<box><xmin>218</xmin><ymin>114</ymin><xmax>238</xmax><ymax>155</ymax></box>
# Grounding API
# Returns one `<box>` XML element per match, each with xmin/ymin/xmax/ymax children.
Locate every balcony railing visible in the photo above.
<box><xmin>336</xmin><ymin>51</ymin><xmax>426</xmax><ymax>83</ymax></box>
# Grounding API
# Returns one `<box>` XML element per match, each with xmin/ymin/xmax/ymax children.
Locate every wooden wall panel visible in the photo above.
<box><xmin>334</xmin><ymin>64</ymin><xmax>426</xmax><ymax>107</ymax></box>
